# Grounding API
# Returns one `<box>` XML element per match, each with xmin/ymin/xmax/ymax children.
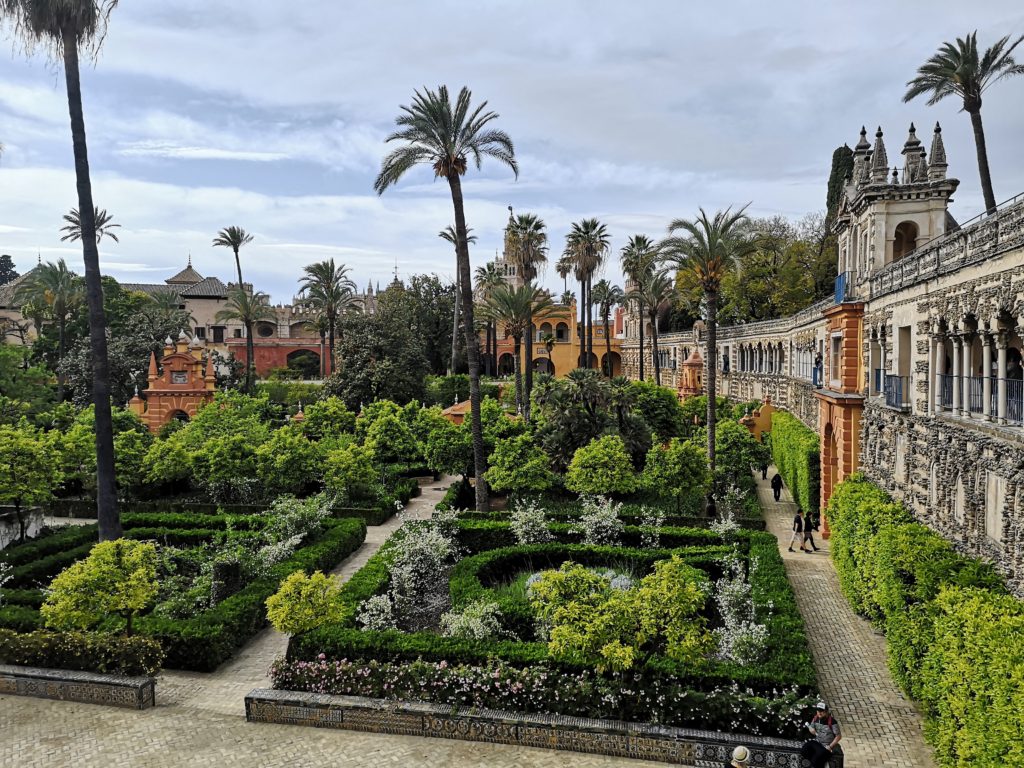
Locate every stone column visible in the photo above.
<box><xmin>997</xmin><ymin>334</ymin><xmax>1008</xmax><ymax>424</ymax></box>
<box><xmin>962</xmin><ymin>334</ymin><xmax>973</xmax><ymax>417</ymax></box>
<box><xmin>929</xmin><ymin>334</ymin><xmax>940</xmax><ymax>416</ymax></box>
<box><xmin>983</xmin><ymin>333</ymin><xmax>993</xmax><ymax>421</ymax></box>
<box><xmin>879</xmin><ymin>334</ymin><xmax>887</xmax><ymax>395</ymax></box>
<box><xmin>951</xmin><ymin>335</ymin><xmax>962</xmax><ymax>415</ymax></box>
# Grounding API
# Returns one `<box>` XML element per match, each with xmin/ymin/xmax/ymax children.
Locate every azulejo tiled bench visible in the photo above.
<box><xmin>0</xmin><ymin>664</ymin><xmax>156</xmax><ymax>710</ymax></box>
<box><xmin>245</xmin><ymin>689</ymin><xmax>843</xmax><ymax>767</ymax></box>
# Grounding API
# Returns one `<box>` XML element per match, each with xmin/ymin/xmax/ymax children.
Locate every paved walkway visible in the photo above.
<box><xmin>755</xmin><ymin>467</ymin><xmax>934</xmax><ymax>768</ymax></box>
<box><xmin>2</xmin><ymin>479</ymin><xmax>673</xmax><ymax>768</ymax></box>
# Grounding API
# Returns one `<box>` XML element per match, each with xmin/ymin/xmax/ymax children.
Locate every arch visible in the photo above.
<box><xmin>286</xmin><ymin>349</ymin><xmax>321</xmax><ymax>380</ymax></box>
<box><xmin>256</xmin><ymin>321</ymin><xmax>277</xmax><ymax>338</ymax></box>
<box><xmin>533</xmin><ymin>357</ymin><xmax>555</xmax><ymax>375</ymax></box>
<box><xmin>498</xmin><ymin>353</ymin><xmax>516</xmax><ymax>376</ymax></box>
<box><xmin>169</xmin><ymin>409</ymin><xmax>190</xmax><ymax>424</ymax></box>
<box><xmin>538</xmin><ymin>321</ymin><xmax>553</xmax><ymax>338</ymax></box>
<box><xmin>601</xmin><ymin>351</ymin><xmax>622</xmax><ymax>377</ymax></box>
<box><xmin>289</xmin><ymin>322</ymin><xmax>313</xmax><ymax>339</ymax></box>
<box><xmin>893</xmin><ymin>221</ymin><xmax>919</xmax><ymax>261</ymax></box>
<box><xmin>555</xmin><ymin>322</ymin><xmax>569</xmax><ymax>342</ymax></box>
<box><xmin>577</xmin><ymin>351</ymin><xmax>598</xmax><ymax>369</ymax></box>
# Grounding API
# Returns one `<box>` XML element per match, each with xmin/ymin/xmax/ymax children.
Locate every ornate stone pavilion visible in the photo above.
<box><xmin>622</xmin><ymin>122</ymin><xmax>1024</xmax><ymax>593</ymax></box>
<box><xmin>128</xmin><ymin>332</ymin><xmax>216</xmax><ymax>432</ymax></box>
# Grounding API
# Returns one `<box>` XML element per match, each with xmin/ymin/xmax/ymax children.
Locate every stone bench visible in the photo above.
<box><xmin>0</xmin><ymin>664</ymin><xmax>156</xmax><ymax>710</ymax></box>
<box><xmin>246</xmin><ymin>689</ymin><xmax>843</xmax><ymax>766</ymax></box>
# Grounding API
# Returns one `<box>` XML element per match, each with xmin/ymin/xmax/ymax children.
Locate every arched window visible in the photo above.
<box><xmin>555</xmin><ymin>322</ymin><xmax>569</xmax><ymax>342</ymax></box>
<box><xmin>893</xmin><ymin>221</ymin><xmax>919</xmax><ymax>262</ymax></box>
<box><xmin>256</xmin><ymin>322</ymin><xmax>276</xmax><ymax>338</ymax></box>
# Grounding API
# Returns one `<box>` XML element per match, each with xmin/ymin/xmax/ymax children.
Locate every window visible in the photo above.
<box><xmin>893</xmin><ymin>221</ymin><xmax>919</xmax><ymax>262</ymax></box>
<box><xmin>257</xmin><ymin>323</ymin><xmax>275</xmax><ymax>338</ymax></box>
<box><xmin>233</xmin><ymin>329</ymin><xmax>242</xmax><ymax>338</ymax></box>
<box><xmin>194</xmin><ymin>326</ymin><xmax>206</xmax><ymax>340</ymax></box>
<box><xmin>830</xmin><ymin>334</ymin><xmax>842</xmax><ymax>385</ymax></box>
<box><xmin>171</xmin><ymin>371</ymin><xmax>188</xmax><ymax>385</ymax></box>
<box><xmin>212</xmin><ymin>326</ymin><xmax>225</xmax><ymax>343</ymax></box>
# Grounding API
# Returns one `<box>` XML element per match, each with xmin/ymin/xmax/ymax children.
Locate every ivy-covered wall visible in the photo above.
<box><xmin>769</xmin><ymin>411</ymin><xmax>820</xmax><ymax>516</ymax></box>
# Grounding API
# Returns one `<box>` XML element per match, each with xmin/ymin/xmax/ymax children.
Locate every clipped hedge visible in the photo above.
<box><xmin>0</xmin><ymin>629</ymin><xmax>164</xmax><ymax>676</ymax></box>
<box><xmin>826</xmin><ymin>475</ymin><xmax>1019</xmax><ymax>768</ymax></box>
<box><xmin>769</xmin><ymin>411</ymin><xmax>819</xmax><ymax>516</ymax></box>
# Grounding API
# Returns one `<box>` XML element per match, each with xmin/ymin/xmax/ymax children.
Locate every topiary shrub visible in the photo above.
<box><xmin>564</xmin><ymin>435</ymin><xmax>639</xmax><ymax>496</ymax></box>
<box><xmin>484</xmin><ymin>434</ymin><xmax>555</xmax><ymax>494</ymax></box>
<box><xmin>769</xmin><ymin>411</ymin><xmax>819</xmax><ymax>515</ymax></box>
<box><xmin>266</xmin><ymin>570</ymin><xmax>345</xmax><ymax>636</ymax></box>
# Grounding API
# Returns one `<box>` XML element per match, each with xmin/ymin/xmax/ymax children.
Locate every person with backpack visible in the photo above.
<box><xmin>787</xmin><ymin>510</ymin><xmax>806</xmax><ymax>552</ymax></box>
<box><xmin>770</xmin><ymin>472</ymin><xmax>784</xmax><ymax>501</ymax></box>
<box><xmin>801</xmin><ymin>701</ymin><xmax>842</xmax><ymax>767</ymax></box>
<box><xmin>803</xmin><ymin>511</ymin><xmax>820</xmax><ymax>552</ymax></box>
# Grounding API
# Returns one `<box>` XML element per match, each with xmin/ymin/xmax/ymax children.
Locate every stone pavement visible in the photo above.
<box><xmin>1</xmin><ymin>478</ymin><xmax>673</xmax><ymax>768</ymax></box>
<box><xmin>755</xmin><ymin>467</ymin><xmax>935</xmax><ymax>768</ymax></box>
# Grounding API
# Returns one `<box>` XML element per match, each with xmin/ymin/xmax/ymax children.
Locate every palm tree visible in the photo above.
<box><xmin>212</xmin><ymin>226</ymin><xmax>256</xmax><ymax>390</ymax></box>
<box><xmin>658</xmin><ymin>207</ymin><xmax>754</xmax><ymax>512</ymax></box>
<box><xmin>590</xmin><ymin>279</ymin><xmax>624</xmax><ymax>378</ymax></box>
<box><xmin>14</xmin><ymin>259</ymin><xmax>82</xmax><ymax>400</ymax></box>
<box><xmin>215</xmin><ymin>287</ymin><xmax>277</xmax><ymax>379</ymax></box>
<box><xmin>475</xmin><ymin>262</ymin><xmax>504</xmax><ymax>376</ymax></box>
<box><xmin>540</xmin><ymin>331</ymin><xmax>556</xmax><ymax>372</ymax></box>
<box><xmin>564</xmin><ymin>219</ymin><xmax>610</xmax><ymax>369</ymax></box>
<box><xmin>440</xmin><ymin>225</ymin><xmax>477</xmax><ymax>375</ymax></box>
<box><xmin>505</xmin><ymin>212</ymin><xmax>548</xmax><ymax>414</ymax></box>
<box><xmin>627</xmin><ymin>270</ymin><xmax>676</xmax><ymax>386</ymax></box>
<box><xmin>480</xmin><ymin>283</ymin><xmax>558</xmax><ymax>418</ymax></box>
<box><xmin>60</xmin><ymin>206</ymin><xmax>120</xmax><ymax>244</ymax></box>
<box><xmin>904</xmin><ymin>32</ymin><xmax>1024</xmax><ymax>214</ymax></box>
<box><xmin>2</xmin><ymin>0</ymin><xmax>122</xmax><ymax>540</ymax></box>
<box><xmin>621</xmin><ymin>235</ymin><xmax>657</xmax><ymax>381</ymax></box>
<box><xmin>555</xmin><ymin>254</ymin><xmax>573</xmax><ymax>292</ymax></box>
<box><xmin>141</xmin><ymin>290</ymin><xmax>193</xmax><ymax>333</ymax></box>
<box><xmin>374</xmin><ymin>85</ymin><xmax>517</xmax><ymax>512</ymax></box>
<box><xmin>305</xmin><ymin>314</ymin><xmax>330</xmax><ymax>378</ymax></box>
<box><xmin>559</xmin><ymin>289</ymin><xmax>575</xmax><ymax>307</ymax></box>
<box><xmin>298</xmin><ymin>259</ymin><xmax>355</xmax><ymax>377</ymax></box>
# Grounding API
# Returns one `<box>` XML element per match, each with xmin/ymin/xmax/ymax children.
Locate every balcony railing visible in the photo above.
<box><xmin>967</xmin><ymin>376</ymin><xmax>985</xmax><ymax>415</ymax></box>
<box><xmin>834</xmin><ymin>271</ymin><xmax>858</xmax><ymax>303</ymax></box>
<box><xmin>883</xmin><ymin>374</ymin><xmax>911</xmax><ymax>410</ymax></box>
<box><xmin>939</xmin><ymin>374</ymin><xmax>953</xmax><ymax>408</ymax></box>
<box><xmin>1007</xmin><ymin>378</ymin><xmax>1024</xmax><ymax>425</ymax></box>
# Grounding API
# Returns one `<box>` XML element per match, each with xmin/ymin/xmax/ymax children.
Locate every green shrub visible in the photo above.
<box><xmin>484</xmin><ymin>434</ymin><xmax>555</xmax><ymax>494</ymax></box>
<box><xmin>564</xmin><ymin>435</ymin><xmax>639</xmax><ymax>496</ymax></box>
<box><xmin>641</xmin><ymin>438</ymin><xmax>708</xmax><ymax>503</ymax></box>
<box><xmin>266</xmin><ymin>571</ymin><xmax>345</xmax><ymax>635</ymax></box>
<box><xmin>627</xmin><ymin>380</ymin><xmax>685</xmax><ymax>440</ymax></box>
<box><xmin>769</xmin><ymin>411</ymin><xmax>819</xmax><ymax>515</ymax></box>
<box><xmin>0</xmin><ymin>629</ymin><xmax>163</xmax><ymax>676</ymax></box>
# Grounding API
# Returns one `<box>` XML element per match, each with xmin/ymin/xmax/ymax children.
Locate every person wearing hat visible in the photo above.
<box><xmin>801</xmin><ymin>700</ymin><xmax>842</xmax><ymax>767</ymax></box>
<box><xmin>724</xmin><ymin>745</ymin><xmax>750</xmax><ymax>767</ymax></box>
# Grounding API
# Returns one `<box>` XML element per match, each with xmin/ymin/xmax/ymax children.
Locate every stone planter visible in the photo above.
<box><xmin>0</xmin><ymin>664</ymin><xmax>156</xmax><ymax>709</ymax></box>
<box><xmin>246</xmin><ymin>689</ymin><xmax>843</xmax><ymax>767</ymax></box>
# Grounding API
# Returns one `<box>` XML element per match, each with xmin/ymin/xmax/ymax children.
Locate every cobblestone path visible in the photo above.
<box><xmin>2</xmin><ymin>479</ymin><xmax>672</xmax><ymax>768</ymax></box>
<box><xmin>755</xmin><ymin>468</ymin><xmax>935</xmax><ymax>768</ymax></box>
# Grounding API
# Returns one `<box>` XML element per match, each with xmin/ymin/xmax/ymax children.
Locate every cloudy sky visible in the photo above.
<box><xmin>1</xmin><ymin>1</ymin><xmax>1023</xmax><ymax>302</ymax></box>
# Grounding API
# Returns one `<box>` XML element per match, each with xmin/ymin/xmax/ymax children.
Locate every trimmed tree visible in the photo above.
<box><xmin>0</xmin><ymin>424</ymin><xmax>61</xmax><ymax>542</ymax></box>
<box><xmin>484</xmin><ymin>434</ymin><xmax>555</xmax><ymax>494</ymax></box>
<box><xmin>565</xmin><ymin>434</ymin><xmax>640</xmax><ymax>496</ymax></box>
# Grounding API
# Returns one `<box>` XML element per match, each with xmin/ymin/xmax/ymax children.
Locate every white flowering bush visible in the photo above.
<box><xmin>385</xmin><ymin>523</ymin><xmax>458</xmax><ymax>630</ymax></box>
<box><xmin>440</xmin><ymin>599</ymin><xmax>507</xmax><ymax>640</ymax></box>
<box><xmin>0</xmin><ymin>562</ymin><xmax>10</xmax><ymax>606</ymax></box>
<box><xmin>357</xmin><ymin>593</ymin><xmax>397</xmax><ymax>631</ymax></box>
<box><xmin>509</xmin><ymin>499</ymin><xmax>552</xmax><ymax>545</ymax></box>
<box><xmin>255</xmin><ymin>534</ymin><xmax>304</xmax><ymax>573</ymax></box>
<box><xmin>573</xmin><ymin>495</ymin><xmax>624</xmax><ymax>546</ymax></box>
<box><xmin>713</xmin><ymin>548</ymin><xmax>769</xmax><ymax>664</ymax></box>
<box><xmin>638</xmin><ymin>508</ymin><xmax>666</xmax><ymax>549</ymax></box>
<box><xmin>710</xmin><ymin>485</ymin><xmax>745</xmax><ymax>540</ymax></box>
<box><xmin>264</xmin><ymin>495</ymin><xmax>331</xmax><ymax>543</ymax></box>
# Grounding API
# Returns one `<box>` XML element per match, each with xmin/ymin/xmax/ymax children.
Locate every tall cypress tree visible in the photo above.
<box><xmin>0</xmin><ymin>254</ymin><xmax>18</xmax><ymax>286</ymax></box>
<box><xmin>826</xmin><ymin>145</ymin><xmax>855</xmax><ymax>222</ymax></box>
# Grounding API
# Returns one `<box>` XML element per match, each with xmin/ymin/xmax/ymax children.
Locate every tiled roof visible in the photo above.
<box><xmin>165</xmin><ymin>265</ymin><xmax>204</xmax><ymax>285</ymax></box>
<box><xmin>0</xmin><ymin>268</ymin><xmax>36</xmax><ymax>308</ymax></box>
<box><xmin>120</xmin><ymin>283</ymin><xmax>175</xmax><ymax>296</ymax></box>
<box><xmin>179</xmin><ymin>276</ymin><xmax>228</xmax><ymax>298</ymax></box>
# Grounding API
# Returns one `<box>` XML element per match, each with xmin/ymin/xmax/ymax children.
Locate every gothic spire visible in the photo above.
<box><xmin>870</xmin><ymin>127</ymin><xmax>889</xmax><ymax>182</ymax></box>
<box><xmin>928</xmin><ymin>122</ymin><xmax>948</xmax><ymax>180</ymax></box>
<box><xmin>901</xmin><ymin>123</ymin><xmax>923</xmax><ymax>182</ymax></box>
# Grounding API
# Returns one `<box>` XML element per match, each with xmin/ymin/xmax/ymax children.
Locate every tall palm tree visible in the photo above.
<box><xmin>590</xmin><ymin>278</ymin><xmax>624</xmax><ymax>378</ymax></box>
<box><xmin>627</xmin><ymin>270</ymin><xmax>676</xmax><ymax>386</ymax></box>
<box><xmin>904</xmin><ymin>32</ymin><xmax>1024</xmax><ymax>214</ymax></box>
<box><xmin>298</xmin><ymin>259</ymin><xmax>355</xmax><ymax>377</ymax></box>
<box><xmin>564</xmin><ymin>218</ymin><xmax>610</xmax><ymax>369</ymax></box>
<box><xmin>658</xmin><ymin>207</ymin><xmax>754</xmax><ymax>511</ymax></box>
<box><xmin>305</xmin><ymin>314</ymin><xmax>330</xmax><ymax>378</ymax></box>
<box><xmin>440</xmin><ymin>225</ymin><xmax>477</xmax><ymax>375</ymax></box>
<box><xmin>621</xmin><ymin>235</ymin><xmax>657</xmax><ymax>381</ymax></box>
<box><xmin>505</xmin><ymin>212</ymin><xmax>548</xmax><ymax>414</ymax></box>
<box><xmin>374</xmin><ymin>85</ymin><xmax>517</xmax><ymax>512</ymax></box>
<box><xmin>559</xmin><ymin>289</ymin><xmax>575</xmax><ymax>307</ymax></box>
<box><xmin>215</xmin><ymin>286</ymin><xmax>276</xmax><ymax>379</ymax></box>
<box><xmin>212</xmin><ymin>226</ymin><xmax>256</xmax><ymax>390</ymax></box>
<box><xmin>2</xmin><ymin>0</ymin><xmax>122</xmax><ymax>540</ymax></box>
<box><xmin>555</xmin><ymin>254</ymin><xmax>573</xmax><ymax>293</ymax></box>
<box><xmin>60</xmin><ymin>206</ymin><xmax>120</xmax><ymax>244</ymax></box>
<box><xmin>14</xmin><ymin>259</ymin><xmax>82</xmax><ymax>400</ymax></box>
<box><xmin>480</xmin><ymin>283</ymin><xmax>558</xmax><ymax>418</ymax></box>
<box><xmin>474</xmin><ymin>261</ymin><xmax>504</xmax><ymax>377</ymax></box>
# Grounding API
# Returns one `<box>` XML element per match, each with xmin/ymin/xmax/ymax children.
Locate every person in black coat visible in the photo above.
<box><xmin>788</xmin><ymin>511</ymin><xmax>805</xmax><ymax>552</ymax></box>
<box><xmin>803</xmin><ymin>511</ymin><xmax>820</xmax><ymax>552</ymax></box>
<box><xmin>770</xmin><ymin>473</ymin><xmax>784</xmax><ymax>501</ymax></box>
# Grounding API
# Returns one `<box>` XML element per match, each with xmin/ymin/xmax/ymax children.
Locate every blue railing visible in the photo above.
<box><xmin>884</xmin><ymin>374</ymin><xmax>910</xmax><ymax>409</ymax></box>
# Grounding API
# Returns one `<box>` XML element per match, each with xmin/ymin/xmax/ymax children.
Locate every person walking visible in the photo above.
<box><xmin>801</xmin><ymin>701</ymin><xmax>842</xmax><ymax>767</ymax></box>
<box><xmin>724</xmin><ymin>745</ymin><xmax>751</xmax><ymax>768</ymax></box>
<box><xmin>803</xmin><ymin>511</ymin><xmax>820</xmax><ymax>552</ymax></box>
<box><xmin>760</xmin><ymin>461</ymin><xmax>769</xmax><ymax>480</ymax></box>
<box><xmin>788</xmin><ymin>510</ymin><xmax>806</xmax><ymax>552</ymax></box>
<box><xmin>770</xmin><ymin>472</ymin><xmax>783</xmax><ymax>501</ymax></box>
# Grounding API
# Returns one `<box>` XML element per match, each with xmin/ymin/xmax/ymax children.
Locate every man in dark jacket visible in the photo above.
<box><xmin>770</xmin><ymin>473</ymin><xmax>784</xmax><ymax>502</ymax></box>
